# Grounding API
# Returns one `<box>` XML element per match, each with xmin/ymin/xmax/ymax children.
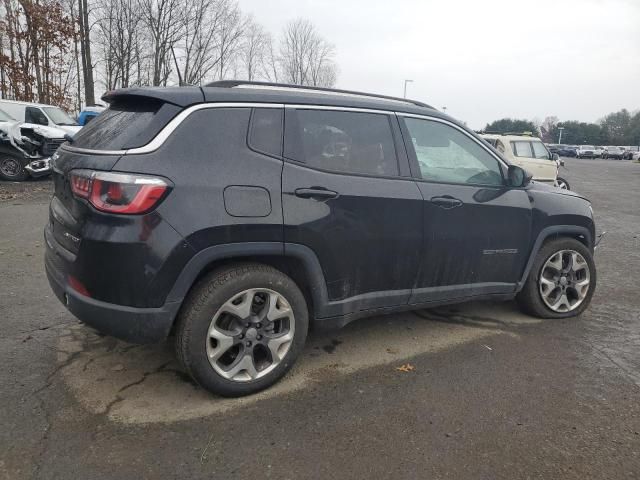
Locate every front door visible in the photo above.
<box><xmin>399</xmin><ymin>115</ymin><xmax>532</xmax><ymax>304</ymax></box>
<box><xmin>282</xmin><ymin>107</ymin><xmax>423</xmax><ymax>317</ymax></box>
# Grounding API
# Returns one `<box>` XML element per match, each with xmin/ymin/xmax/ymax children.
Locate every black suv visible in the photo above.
<box><xmin>45</xmin><ymin>81</ymin><xmax>597</xmax><ymax>396</ymax></box>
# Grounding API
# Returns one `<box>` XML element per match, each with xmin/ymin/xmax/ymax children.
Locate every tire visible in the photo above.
<box><xmin>556</xmin><ymin>177</ymin><xmax>570</xmax><ymax>190</ymax></box>
<box><xmin>175</xmin><ymin>263</ymin><xmax>309</xmax><ymax>397</ymax></box>
<box><xmin>517</xmin><ymin>237</ymin><xmax>596</xmax><ymax>319</ymax></box>
<box><xmin>0</xmin><ymin>154</ymin><xmax>29</xmax><ymax>181</ymax></box>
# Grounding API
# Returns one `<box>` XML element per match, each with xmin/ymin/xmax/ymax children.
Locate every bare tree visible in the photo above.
<box><xmin>77</xmin><ymin>0</ymin><xmax>95</xmax><ymax>104</ymax></box>
<box><xmin>279</xmin><ymin>18</ymin><xmax>336</xmax><ymax>87</ymax></box>
<box><xmin>175</xmin><ymin>0</ymin><xmax>236</xmax><ymax>85</ymax></box>
<box><xmin>139</xmin><ymin>0</ymin><xmax>183</xmax><ymax>86</ymax></box>
<box><xmin>260</xmin><ymin>32</ymin><xmax>279</xmax><ymax>83</ymax></box>
<box><xmin>240</xmin><ymin>15</ymin><xmax>268</xmax><ymax>81</ymax></box>
<box><xmin>212</xmin><ymin>0</ymin><xmax>245</xmax><ymax>80</ymax></box>
<box><xmin>95</xmin><ymin>0</ymin><xmax>144</xmax><ymax>89</ymax></box>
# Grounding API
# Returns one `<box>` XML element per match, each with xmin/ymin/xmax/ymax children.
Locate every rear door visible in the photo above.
<box><xmin>282</xmin><ymin>107</ymin><xmax>423</xmax><ymax>317</ymax></box>
<box><xmin>399</xmin><ymin>115</ymin><xmax>532</xmax><ymax>303</ymax></box>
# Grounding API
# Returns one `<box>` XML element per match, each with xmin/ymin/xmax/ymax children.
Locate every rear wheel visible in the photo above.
<box><xmin>0</xmin><ymin>154</ymin><xmax>28</xmax><ymax>181</ymax></box>
<box><xmin>175</xmin><ymin>263</ymin><xmax>308</xmax><ymax>397</ymax></box>
<box><xmin>517</xmin><ymin>237</ymin><xmax>596</xmax><ymax>319</ymax></box>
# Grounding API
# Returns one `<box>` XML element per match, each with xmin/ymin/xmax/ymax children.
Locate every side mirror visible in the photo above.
<box><xmin>508</xmin><ymin>165</ymin><xmax>532</xmax><ymax>188</ymax></box>
<box><xmin>551</xmin><ymin>153</ymin><xmax>560</xmax><ymax>160</ymax></box>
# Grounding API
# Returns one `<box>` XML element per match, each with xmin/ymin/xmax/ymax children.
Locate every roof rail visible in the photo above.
<box><xmin>476</xmin><ymin>131</ymin><xmax>537</xmax><ymax>137</ymax></box>
<box><xmin>204</xmin><ymin>80</ymin><xmax>433</xmax><ymax>109</ymax></box>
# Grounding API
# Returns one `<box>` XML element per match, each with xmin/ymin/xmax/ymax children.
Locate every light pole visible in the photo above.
<box><xmin>442</xmin><ymin>106</ymin><xmax>447</xmax><ymax>114</ymax></box>
<box><xmin>558</xmin><ymin>127</ymin><xmax>565</xmax><ymax>144</ymax></box>
<box><xmin>403</xmin><ymin>79</ymin><xmax>413</xmax><ymax>98</ymax></box>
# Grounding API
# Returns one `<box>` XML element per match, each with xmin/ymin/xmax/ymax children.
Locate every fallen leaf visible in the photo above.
<box><xmin>395</xmin><ymin>363</ymin><xmax>415</xmax><ymax>373</ymax></box>
<box><xmin>386</xmin><ymin>348</ymin><xmax>399</xmax><ymax>354</ymax></box>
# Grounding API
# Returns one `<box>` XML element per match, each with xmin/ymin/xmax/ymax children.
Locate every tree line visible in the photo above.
<box><xmin>484</xmin><ymin>109</ymin><xmax>640</xmax><ymax>146</ymax></box>
<box><xmin>0</xmin><ymin>0</ymin><xmax>338</xmax><ymax>112</ymax></box>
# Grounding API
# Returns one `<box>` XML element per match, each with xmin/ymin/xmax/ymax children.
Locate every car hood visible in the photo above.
<box><xmin>528</xmin><ymin>180</ymin><xmax>589</xmax><ymax>201</ymax></box>
<box><xmin>54</xmin><ymin>125</ymin><xmax>82</xmax><ymax>135</ymax></box>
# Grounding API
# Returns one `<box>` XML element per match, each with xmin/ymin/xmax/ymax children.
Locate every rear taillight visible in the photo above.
<box><xmin>69</xmin><ymin>170</ymin><xmax>170</xmax><ymax>214</ymax></box>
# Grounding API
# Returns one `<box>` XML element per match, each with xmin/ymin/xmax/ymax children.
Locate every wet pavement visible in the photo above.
<box><xmin>0</xmin><ymin>158</ymin><xmax>638</xmax><ymax>479</ymax></box>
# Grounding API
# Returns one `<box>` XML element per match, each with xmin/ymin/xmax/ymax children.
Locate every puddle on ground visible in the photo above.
<box><xmin>56</xmin><ymin>301</ymin><xmax>536</xmax><ymax>424</ymax></box>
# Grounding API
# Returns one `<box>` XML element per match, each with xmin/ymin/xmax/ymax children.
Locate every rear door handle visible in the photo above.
<box><xmin>295</xmin><ymin>188</ymin><xmax>339</xmax><ymax>200</ymax></box>
<box><xmin>430</xmin><ymin>195</ymin><xmax>463</xmax><ymax>209</ymax></box>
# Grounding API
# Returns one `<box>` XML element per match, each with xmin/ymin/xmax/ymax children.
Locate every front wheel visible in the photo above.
<box><xmin>175</xmin><ymin>263</ymin><xmax>308</xmax><ymax>397</ymax></box>
<box><xmin>0</xmin><ymin>154</ymin><xmax>29</xmax><ymax>181</ymax></box>
<box><xmin>556</xmin><ymin>177</ymin><xmax>570</xmax><ymax>190</ymax></box>
<box><xmin>517</xmin><ymin>237</ymin><xmax>596</xmax><ymax>319</ymax></box>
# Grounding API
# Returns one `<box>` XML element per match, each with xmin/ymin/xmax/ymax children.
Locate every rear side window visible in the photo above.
<box><xmin>511</xmin><ymin>141</ymin><xmax>533</xmax><ymax>158</ymax></box>
<box><xmin>286</xmin><ymin>109</ymin><xmax>399</xmax><ymax>177</ymax></box>
<box><xmin>71</xmin><ymin>99</ymin><xmax>181</xmax><ymax>150</ymax></box>
<box><xmin>248</xmin><ymin>108</ymin><xmax>283</xmax><ymax>157</ymax></box>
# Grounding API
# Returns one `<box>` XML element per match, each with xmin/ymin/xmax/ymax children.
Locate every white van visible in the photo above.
<box><xmin>0</xmin><ymin>100</ymin><xmax>81</xmax><ymax>135</ymax></box>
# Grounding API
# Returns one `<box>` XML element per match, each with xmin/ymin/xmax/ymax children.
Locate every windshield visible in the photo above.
<box><xmin>0</xmin><ymin>108</ymin><xmax>15</xmax><ymax>121</ymax></box>
<box><xmin>42</xmin><ymin>106</ymin><xmax>78</xmax><ymax>126</ymax></box>
<box><xmin>582</xmin><ymin>145</ymin><xmax>595</xmax><ymax>150</ymax></box>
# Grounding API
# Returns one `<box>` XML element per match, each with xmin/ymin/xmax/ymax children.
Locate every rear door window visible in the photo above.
<box><xmin>511</xmin><ymin>141</ymin><xmax>533</xmax><ymax>158</ymax></box>
<box><xmin>70</xmin><ymin>99</ymin><xmax>181</xmax><ymax>150</ymax></box>
<box><xmin>285</xmin><ymin>109</ymin><xmax>399</xmax><ymax>177</ymax></box>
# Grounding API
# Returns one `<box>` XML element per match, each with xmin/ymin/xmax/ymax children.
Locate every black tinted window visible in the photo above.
<box><xmin>25</xmin><ymin>107</ymin><xmax>48</xmax><ymax>125</ymax></box>
<box><xmin>71</xmin><ymin>100</ymin><xmax>180</xmax><ymax>150</ymax></box>
<box><xmin>287</xmin><ymin>109</ymin><xmax>399</xmax><ymax>176</ymax></box>
<box><xmin>248</xmin><ymin>108</ymin><xmax>283</xmax><ymax>157</ymax></box>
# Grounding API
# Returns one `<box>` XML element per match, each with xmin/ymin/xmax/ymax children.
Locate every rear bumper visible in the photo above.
<box><xmin>45</xmin><ymin>225</ymin><xmax>181</xmax><ymax>344</ymax></box>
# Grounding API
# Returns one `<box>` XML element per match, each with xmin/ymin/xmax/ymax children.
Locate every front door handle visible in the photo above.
<box><xmin>430</xmin><ymin>195</ymin><xmax>463</xmax><ymax>209</ymax></box>
<box><xmin>295</xmin><ymin>188</ymin><xmax>339</xmax><ymax>200</ymax></box>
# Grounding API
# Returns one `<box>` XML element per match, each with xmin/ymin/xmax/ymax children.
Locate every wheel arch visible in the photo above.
<box><xmin>165</xmin><ymin>242</ymin><xmax>328</xmax><ymax>322</ymax></box>
<box><xmin>516</xmin><ymin>225</ymin><xmax>593</xmax><ymax>292</ymax></box>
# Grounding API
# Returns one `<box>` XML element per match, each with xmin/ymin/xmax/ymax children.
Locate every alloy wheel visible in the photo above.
<box><xmin>206</xmin><ymin>288</ymin><xmax>295</xmax><ymax>382</ymax></box>
<box><xmin>539</xmin><ymin>250</ymin><xmax>591</xmax><ymax>313</ymax></box>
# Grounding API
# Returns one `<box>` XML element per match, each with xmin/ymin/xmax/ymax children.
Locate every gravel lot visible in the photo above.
<box><xmin>1</xmin><ymin>158</ymin><xmax>639</xmax><ymax>479</ymax></box>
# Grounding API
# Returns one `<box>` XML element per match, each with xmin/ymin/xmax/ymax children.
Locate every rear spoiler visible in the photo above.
<box><xmin>101</xmin><ymin>86</ymin><xmax>205</xmax><ymax>107</ymax></box>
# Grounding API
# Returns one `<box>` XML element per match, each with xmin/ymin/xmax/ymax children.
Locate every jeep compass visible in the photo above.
<box><xmin>45</xmin><ymin>81</ymin><xmax>597</xmax><ymax>396</ymax></box>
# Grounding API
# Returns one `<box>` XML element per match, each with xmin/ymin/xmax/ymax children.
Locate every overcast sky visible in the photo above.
<box><xmin>238</xmin><ymin>0</ymin><xmax>640</xmax><ymax>129</ymax></box>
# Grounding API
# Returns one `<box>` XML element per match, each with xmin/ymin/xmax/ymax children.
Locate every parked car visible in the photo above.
<box><xmin>632</xmin><ymin>151</ymin><xmax>640</xmax><ymax>161</ymax></box>
<box><xmin>77</xmin><ymin>105</ymin><xmax>105</xmax><ymax>126</ymax></box>
<box><xmin>0</xmin><ymin>107</ymin><xmax>63</xmax><ymax>181</ymax></box>
<box><xmin>45</xmin><ymin>81</ymin><xmax>598</xmax><ymax>396</ymax></box>
<box><xmin>594</xmin><ymin>146</ymin><xmax>604</xmax><ymax>158</ymax></box>
<box><xmin>576</xmin><ymin>145</ymin><xmax>597</xmax><ymax>158</ymax></box>
<box><xmin>555</xmin><ymin>145</ymin><xmax>577</xmax><ymax>157</ymax></box>
<box><xmin>622</xmin><ymin>146</ymin><xmax>639</xmax><ymax>160</ymax></box>
<box><xmin>0</xmin><ymin>100</ymin><xmax>81</xmax><ymax>135</ymax></box>
<box><xmin>480</xmin><ymin>133</ymin><xmax>569</xmax><ymax>189</ymax></box>
<box><xmin>602</xmin><ymin>146</ymin><xmax>624</xmax><ymax>160</ymax></box>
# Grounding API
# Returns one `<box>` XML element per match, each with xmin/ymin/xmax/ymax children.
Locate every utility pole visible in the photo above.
<box><xmin>558</xmin><ymin>127</ymin><xmax>565</xmax><ymax>144</ymax></box>
<box><xmin>403</xmin><ymin>79</ymin><xmax>413</xmax><ymax>98</ymax></box>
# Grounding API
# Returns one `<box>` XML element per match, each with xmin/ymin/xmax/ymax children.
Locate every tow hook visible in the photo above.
<box><xmin>595</xmin><ymin>231</ymin><xmax>606</xmax><ymax>249</ymax></box>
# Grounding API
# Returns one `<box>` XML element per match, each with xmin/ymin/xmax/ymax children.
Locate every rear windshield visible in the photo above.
<box><xmin>71</xmin><ymin>99</ymin><xmax>180</xmax><ymax>150</ymax></box>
